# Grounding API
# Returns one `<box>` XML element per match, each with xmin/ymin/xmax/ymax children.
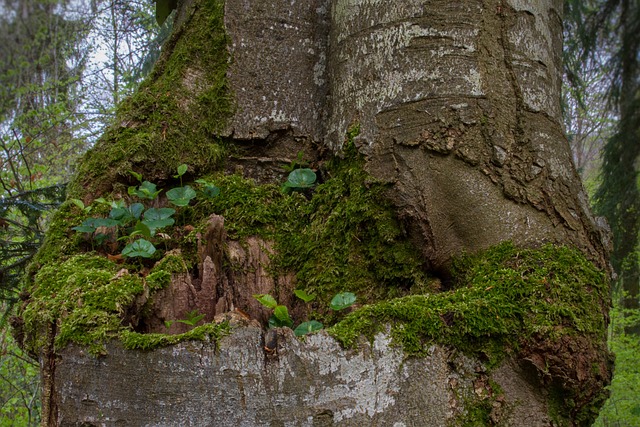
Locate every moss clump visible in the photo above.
<box><xmin>22</xmin><ymin>255</ymin><xmax>143</xmax><ymax>355</ymax></box>
<box><xmin>119</xmin><ymin>322</ymin><xmax>230</xmax><ymax>351</ymax></box>
<box><xmin>328</xmin><ymin>242</ymin><xmax>607</xmax><ymax>356</ymax></box>
<box><xmin>275</xmin><ymin>143</ymin><xmax>433</xmax><ymax>314</ymax></box>
<box><xmin>19</xmin><ymin>250</ymin><xmax>228</xmax><ymax>356</ymax></box>
<box><xmin>68</xmin><ymin>0</ymin><xmax>232</xmax><ymax>199</ymax></box>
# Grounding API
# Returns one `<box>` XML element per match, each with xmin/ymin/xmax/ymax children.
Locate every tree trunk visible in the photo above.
<box><xmin>18</xmin><ymin>0</ymin><xmax>613</xmax><ymax>425</ymax></box>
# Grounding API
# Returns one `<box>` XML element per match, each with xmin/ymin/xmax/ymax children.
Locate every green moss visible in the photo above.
<box><xmin>328</xmin><ymin>242</ymin><xmax>608</xmax><ymax>357</ymax></box>
<box><xmin>119</xmin><ymin>322</ymin><xmax>230</xmax><ymax>351</ymax></box>
<box><xmin>20</xmin><ymin>249</ymin><xmax>228</xmax><ymax>356</ymax></box>
<box><xmin>190</xmin><ymin>141</ymin><xmax>434</xmax><ymax>316</ymax></box>
<box><xmin>68</xmin><ymin>0</ymin><xmax>232</xmax><ymax>198</ymax></box>
<box><xmin>22</xmin><ymin>255</ymin><xmax>140</xmax><ymax>354</ymax></box>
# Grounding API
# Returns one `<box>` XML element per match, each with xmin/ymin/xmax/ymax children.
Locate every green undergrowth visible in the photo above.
<box><xmin>328</xmin><ymin>242</ymin><xmax>608</xmax><ymax>362</ymax></box>
<box><xmin>68</xmin><ymin>0</ymin><xmax>232</xmax><ymax>198</ymax></box>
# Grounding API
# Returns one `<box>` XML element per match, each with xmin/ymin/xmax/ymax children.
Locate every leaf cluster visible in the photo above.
<box><xmin>254</xmin><ymin>291</ymin><xmax>356</xmax><ymax>337</ymax></box>
<box><xmin>71</xmin><ymin>165</ymin><xmax>219</xmax><ymax>259</ymax></box>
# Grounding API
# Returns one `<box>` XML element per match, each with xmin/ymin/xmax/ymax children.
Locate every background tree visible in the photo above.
<box><xmin>564</xmin><ymin>0</ymin><xmax>640</xmax><ymax>424</ymax></box>
<box><xmin>566</xmin><ymin>0</ymin><xmax>640</xmax><ymax>315</ymax></box>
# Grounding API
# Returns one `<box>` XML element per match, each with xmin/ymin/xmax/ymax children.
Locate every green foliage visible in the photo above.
<box><xmin>254</xmin><ymin>294</ymin><xmax>278</xmax><ymax>309</ymax></box>
<box><xmin>594</xmin><ymin>306</ymin><xmax>640</xmax><ymax>426</ymax></box>
<box><xmin>166</xmin><ymin>186</ymin><xmax>197</xmax><ymax>207</ymax></box>
<box><xmin>142</xmin><ymin>208</ymin><xmax>176</xmax><ymax>234</ymax></box>
<box><xmin>122</xmin><ymin>239</ymin><xmax>156</xmax><ymax>258</ymax></box>
<box><xmin>195</xmin><ymin>179</ymin><xmax>221</xmax><ymax>199</ymax></box>
<box><xmin>0</xmin><ymin>185</ymin><xmax>66</xmax><ymax>309</ymax></box>
<box><xmin>294</xmin><ymin>320</ymin><xmax>323</xmax><ymax>337</ymax></box>
<box><xmin>254</xmin><ymin>291</ymin><xmax>355</xmax><ymax>336</ymax></box>
<box><xmin>272</xmin><ymin>306</ymin><xmax>294</xmax><ymax>328</ymax></box>
<box><xmin>0</xmin><ymin>328</ymin><xmax>40</xmax><ymax>426</ymax></box>
<box><xmin>294</xmin><ymin>290</ymin><xmax>316</xmax><ymax>303</ymax></box>
<box><xmin>175</xmin><ymin>310</ymin><xmax>205</xmax><ymax>327</ymax></box>
<box><xmin>329</xmin><ymin>292</ymin><xmax>357</xmax><ymax>311</ymax></box>
<box><xmin>129</xmin><ymin>181</ymin><xmax>162</xmax><ymax>200</ymax></box>
<box><xmin>282</xmin><ymin>168</ymin><xmax>317</xmax><ymax>192</ymax></box>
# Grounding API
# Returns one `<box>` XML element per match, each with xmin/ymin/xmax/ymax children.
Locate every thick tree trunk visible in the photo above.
<box><xmin>19</xmin><ymin>0</ymin><xmax>613</xmax><ymax>426</ymax></box>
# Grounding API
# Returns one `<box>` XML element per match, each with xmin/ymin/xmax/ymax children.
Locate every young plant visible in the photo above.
<box><xmin>195</xmin><ymin>179</ymin><xmax>221</xmax><ymax>199</ymax></box>
<box><xmin>163</xmin><ymin>310</ymin><xmax>206</xmax><ymax>330</ymax></box>
<box><xmin>282</xmin><ymin>168</ymin><xmax>316</xmax><ymax>193</ymax></box>
<box><xmin>253</xmin><ymin>291</ymin><xmax>357</xmax><ymax>337</ymax></box>
<box><xmin>167</xmin><ymin>164</ymin><xmax>196</xmax><ymax>206</ymax></box>
<box><xmin>121</xmin><ymin>238</ymin><xmax>156</xmax><ymax>258</ymax></box>
<box><xmin>128</xmin><ymin>181</ymin><xmax>162</xmax><ymax>200</ymax></box>
<box><xmin>176</xmin><ymin>310</ymin><xmax>205</xmax><ymax>326</ymax></box>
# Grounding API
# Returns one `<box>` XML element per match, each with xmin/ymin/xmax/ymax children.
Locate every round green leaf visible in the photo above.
<box><xmin>144</xmin><ymin>207</ymin><xmax>176</xmax><ymax>221</ymax></box>
<box><xmin>294</xmin><ymin>289</ymin><xmax>316</xmax><ymax>303</ymax></box>
<box><xmin>122</xmin><ymin>238</ymin><xmax>157</xmax><ymax>258</ymax></box>
<box><xmin>253</xmin><ymin>294</ymin><xmax>278</xmax><ymax>309</ymax></box>
<box><xmin>286</xmin><ymin>168</ymin><xmax>316</xmax><ymax>188</ymax></box>
<box><xmin>330</xmin><ymin>292</ymin><xmax>357</xmax><ymax>311</ymax></box>
<box><xmin>177</xmin><ymin>164</ymin><xmax>188</xmax><ymax>177</ymax></box>
<box><xmin>274</xmin><ymin>305</ymin><xmax>292</xmax><ymax>323</ymax></box>
<box><xmin>166</xmin><ymin>186</ymin><xmax>196</xmax><ymax>207</ymax></box>
<box><xmin>294</xmin><ymin>320</ymin><xmax>323</xmax><ymax>336</ymax></box>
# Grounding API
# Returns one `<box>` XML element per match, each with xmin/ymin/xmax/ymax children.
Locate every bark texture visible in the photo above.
<box><xmin>222</xmin><ymin>0</ymin><xmax>608</xmax><ymax>271</ymax></box>
<box><xmin>55</xmin><ymin>326</ymin><xmax>552</xmax><ymax>427</ymax></box>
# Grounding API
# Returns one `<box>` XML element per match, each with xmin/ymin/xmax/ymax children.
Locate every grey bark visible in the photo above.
<box><xmin>56</xmin><ymin>326</ymin><xmax>551</xmax><ymax>427</ymax></box>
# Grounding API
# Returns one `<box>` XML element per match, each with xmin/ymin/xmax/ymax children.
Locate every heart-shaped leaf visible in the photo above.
<box><xmin>294</xmin><ymin>320</ymin><xmax>323</xmax><ymax>336</ymax></box>
<box><xmin>254</xmin><ymin>294</ymin><xmax>278</xmax><ymax>309</ymax></box>
<box><xmin>274</xmin><ymin>305</ymin><xmax>292</xmax><ymax>323</ymax></box>
<box><xmin>129</xmin><ymin>203</ymin><xmax>145</xmax><ymax>220</ymax></box>
<box><xmin>175</xmin><ymin>164</ymin><xmax>188</xmax><ymax>177</ymax></box>
<box><xmin>122</xmin><ymin>238</ymin><xmax>156</xmax><ymax>258</ymax></box>
<box><xmin>72</xmin><ymin>225</ymin><xmax>96</xmax><ymax>233</ymax></box>
<box><xmin>294</xmin><ymin>289</ymin><xmax>316</xmax><ymax>303</ymax></box>
<box><xmin>92</xmin><ymin>218</ymin><xmax>121</xmax><ymax>228</ymax></box>
<box><xmin>330</xmin><ymin>292</ymin><xmax>357</xmax><ymax>311</ymax></box>
<box><xmin>166</xmin><ymin>186</ymin><xmax>196</xmax><ymax>207</ymax></box>
<box><xmin>129</xmin><ymin>181</ymin><xmax>161</xmax><ymax>200</ymax></box>
<box><xmin>142</xmin><ymin>218</ymin><xmax>175</xmax><ymax>235</ymax></box>
<box><xmin>268</xmin><ymin>314</ymin><xmax>294</xmax><ymax>329</ymax></box>
<box><xmin>144</xmin><ymin>208</ymin><xmax>176</xmax><ymax>221</ymax></box>
<box><xmin>286</xmin><ymin>168</ymin><xmax>316</xmax><ymax>188</ymax></box>
<box><xmin>131</xmin><ymin>221</ymin><xmax>152</xmax><ymax>239</ymax></box>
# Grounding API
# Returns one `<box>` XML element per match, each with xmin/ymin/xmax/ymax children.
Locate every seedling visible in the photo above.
<box><xmin>253</xmin><ymin>291</ymin><xmax>357</xmax><ymax>337</ymax></box>
<box><xmin>282</xmin><ymin>168</ymin><xmax>316</xmax><ymax>193</ymax></box>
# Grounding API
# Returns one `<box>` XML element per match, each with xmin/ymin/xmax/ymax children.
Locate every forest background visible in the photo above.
<box><xmin>0</xmin><ymin>0</ymin><xmax>637</xmax><ymax>425</ymax></box>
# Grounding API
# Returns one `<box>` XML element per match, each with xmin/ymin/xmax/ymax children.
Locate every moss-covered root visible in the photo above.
<box><xmin>328</xmin><ymin>242</ymin><xmax>612</xmax><ymax>425</ymax></box>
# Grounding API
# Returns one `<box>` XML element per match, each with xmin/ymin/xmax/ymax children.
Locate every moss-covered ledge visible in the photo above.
<box><xmin>329</xmin><ymin>242</ymin><xmax>612</xmax><ymax>425</ymax></box>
